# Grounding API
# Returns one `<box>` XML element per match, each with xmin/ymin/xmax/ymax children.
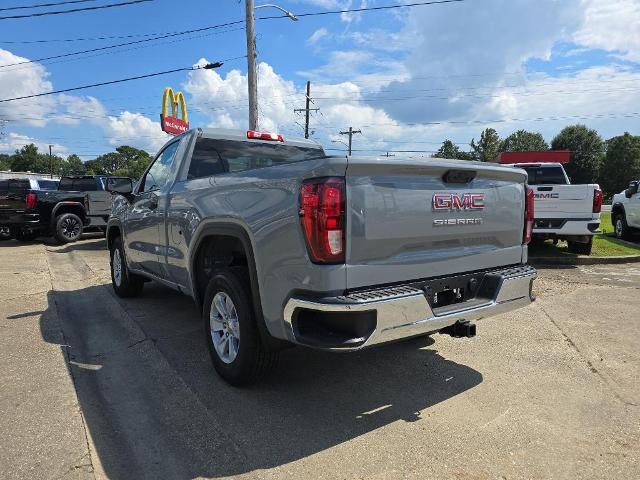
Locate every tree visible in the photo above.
<box><xmin>551</xmin><ymin>124</ymin><xmax>604</xmax><ymax>185</ymax></box>
<box><xmin>470</xmin><ymin>128</ymin><xmax>501</xmax><ymax>162</ymax></box>
<box><xmin>0</xmin><ymin>154</ymin><xmax>11</xmax><ymax>171</ymax></box>
<box><xmin>432</xmin><ymin>139</ymin><xmax>474</xmax><ymax>160</ymax></box>
<box><xmin>11</xmin><ymin>144</ymin><xmax>40</xmax><ymax>172</ymax></box>
<box><xmin>500</xmin><ymin>129</ymin><xmax>549</xmax><ymax>152</ymax></box>
<box><xmin>599</xmin><ymin>133</ymin><xmax>640</xmax><ymax>197</ymax></box>
<box><xmin>63</xmin><ymin>154</ymin><xmax>86</xmax><ymax>175</ymax></box>
<box><xmin>88</xmin><ymin>145</ymin><xmax>151</xmax><ymax>178</ymax></box>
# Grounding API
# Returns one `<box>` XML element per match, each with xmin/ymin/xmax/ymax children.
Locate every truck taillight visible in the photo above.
<box><xmin>593</xmin><ymin>188</ymin><xmax>603</xmax><ymax>213</ymax></box>
<box><xmin>85</xmin><ymin>194</ymin><xmax>90</xmax><ymax>213</ymax></box>
<box><xmin>299</xmin><ymin>177</ymin><xmax>345</xmax><ymax>264</ymax></box>
<box><xmin>524</xmin><ymin>186</ymin><xmax>534</xmax><ymax>245</ymax></box>
<box><xmin>26</xmin><ymin>192</ymin><xmax>37</xmax><ymax>210</ymax></box>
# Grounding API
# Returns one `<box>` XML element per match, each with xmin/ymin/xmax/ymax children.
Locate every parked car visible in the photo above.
<box><xmin>106</xmin><ymin>128</ymin><xmax>537</xmax><ymax>385</ymax></box>
<box><xmin>58</xmin><ymin>175</ymin><xmax>130</xmax><ymax>231</ymax></box>
<box><xmin>500</xmin><ymin>153</ymin><xmax>602</xmax><ymax>255</ymax></box>
<box><xmin>611</xmin><ymin>180</ymin><xmax>640</xmax><ymax>239</ymax></box>
<box><xmin>0</xmin><ymin>177</ymin><xmax>89</xmax><ymax>243</ymax></box>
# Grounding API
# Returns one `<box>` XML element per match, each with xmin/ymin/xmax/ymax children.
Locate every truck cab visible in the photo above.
<box><xmin>58</xmin><ymin>175</ymin><xmax>123</xmax><ymax>230</ymax></box>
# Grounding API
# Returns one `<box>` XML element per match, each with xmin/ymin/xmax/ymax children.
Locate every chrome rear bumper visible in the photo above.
<box><xmin>283</xmin><ymin>265</ymin><xmax>537</xmax><ymax>350</ymax></box>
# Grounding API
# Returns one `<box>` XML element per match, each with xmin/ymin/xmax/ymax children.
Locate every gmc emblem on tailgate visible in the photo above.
<box><xmin>432</xmin><ymin>193</ymin><xmax>485</xmax><ymax>211</ymax></box>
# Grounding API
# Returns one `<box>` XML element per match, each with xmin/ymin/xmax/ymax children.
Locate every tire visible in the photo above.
<box><xmin>10</xmin><ymin>227</ymin><xmax>39</xmax><ymax>242</ymax></box>
<box><xmin>203</xmin><ymin>267</ymin><xmax>278</xmax><ymax>386</ymax></box>
<box><xmin>567</xmin><ymin>237</ymin><xmax>593</xmax><ymax>255</ymax></box>
<box><xmin>54</xmin><ymin>213</ymin><xmax>83</xmax><ymax>244</ymax></box>
<box><xmin>0</xmin><ymin>227</ymin><xmax>12</xmax><ymax>241</ymax></box>
<box><xmin>110</xmin><ymin>236</ymin><xmax>144</xmax><ymax>298</ymax></box>
<box><xmin>613</xmin><ymin>214</ymin><xmax>631</xmax><ymax>240</ymax></box>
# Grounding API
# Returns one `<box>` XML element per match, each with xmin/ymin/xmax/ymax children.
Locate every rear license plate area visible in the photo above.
<box><xmin>421</xmin><ymin>271</ymin><xmax>486</xmax><ymax>309</ymax></box>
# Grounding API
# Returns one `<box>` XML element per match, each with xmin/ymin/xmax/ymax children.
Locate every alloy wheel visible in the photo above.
<box><xmin>209</xmin><ymin>291</ymin><xmax>240</xmax><ymax>364</ymax></box>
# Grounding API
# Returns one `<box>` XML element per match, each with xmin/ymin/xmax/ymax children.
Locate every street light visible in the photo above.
<box><xmin>245</xmin><ymin>1</ymin><xmax>298</xmax><ymax>130</ymax></box>
<box><xmin>255</xmin><ymin>3</ymin><xmax>298</xmax><ymax>21</ymax></box>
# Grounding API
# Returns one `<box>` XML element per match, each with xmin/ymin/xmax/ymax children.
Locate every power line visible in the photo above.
<box><xmin>257</xmin><ymin>0</ymin><xmax>466</xmax><ymax>20</ymax></box>
<box><xmin>0</xmin><ymin>0</ymin><xmax>151</xmax><ymax>20</ymax></box>
<box><xmin>0</xmin><ymin>60</ymin><xmax>229</xmax><ymax>103</ymax></box>
<box><xmin>0</xmin><ymin>22</ymin><xmax>245</xmax><ymax>69</ymax></box>
<box><xmin>0</xmin><ymin>0</ymin><xmax>98</xmax><ymax>12</ymax></box>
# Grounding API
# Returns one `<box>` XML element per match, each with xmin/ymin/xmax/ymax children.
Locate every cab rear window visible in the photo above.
<box><xmin>187</xmin><ymin>138</ymin><xmax>325</xmax><ymax>180</ymax></box>
<box><xmin>522</xmin><ymin>166</ymin><xmax>567</xmax><ymax>185</ymax></box>
<box><xmin>0</xmin><ymin>179</ymin><xmax>30</xmax><ymax>192</ymax></box>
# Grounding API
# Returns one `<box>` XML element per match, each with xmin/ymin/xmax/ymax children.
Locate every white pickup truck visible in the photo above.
<box><xmin>505</xmin><ymin>162</ymin><xmax>602</xmax><ymax>255</ymax></box>
<box><xmin>611</xmin><ymin>180</ymin><xmax>640</xmax><ymax>239</ymax></box>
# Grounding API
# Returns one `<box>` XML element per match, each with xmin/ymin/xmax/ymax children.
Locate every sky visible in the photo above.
<box><xmin>0</xmin><ymin>0</ymin><xmax>639</xmax><ymax>160</ymax></box>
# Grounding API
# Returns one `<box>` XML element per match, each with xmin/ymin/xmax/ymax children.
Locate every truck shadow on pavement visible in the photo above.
<box><xmin>40</xmin><ymin>282</ymin><xmax>483</xmax><ymax>479</ymax></box>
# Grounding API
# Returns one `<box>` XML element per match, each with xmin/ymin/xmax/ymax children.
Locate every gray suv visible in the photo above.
<box><xmin>106</xmin><ymin>128</ymin><xmax>537</xmax><ymax>385</ymax></box>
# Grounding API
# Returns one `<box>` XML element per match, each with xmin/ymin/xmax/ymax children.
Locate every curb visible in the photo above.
<box><xmin>530</xmin><ymin>255</ymin><xmax>640</xmax><ymax>266</ymax></box>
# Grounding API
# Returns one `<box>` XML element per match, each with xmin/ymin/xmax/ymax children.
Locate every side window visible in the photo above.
<box><xmin>74</xmin><ymin>178</ymin><xmax>98</xmax><ymax>191</ymax></box>
<box><xmin>9</xmin><ymin>180</ymin><xmax>30</xmax><ymax>192</ymax></box>
<box><xmin>141</xmin><ymin>141</ymin><xmax>180</xmax><ymax>193</ymax></box>
<box><xmin>187</xmin><ymin>138</ymin><xmax>227</xmax><ymax>180</ymax></box>
<box><xmin>58</xmin><ymin>178</ymin><xmax>74</xmax><ymax>190</ymax></box>
<box><xmin>0</xmin><ymin>180</ymin><xmax>8</xmax><ymax>192</ymax></box>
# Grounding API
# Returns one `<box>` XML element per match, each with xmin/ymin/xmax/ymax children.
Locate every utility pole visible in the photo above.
<box><xmin>339</xmin><ymin>127</ymin><xmax>361</xmax><ymax>156</ymax></box>
<box><xmin>245</xmin><ymin>0</ymin><xmax>258</xmax><ymax>130</ymax></box>
<box><xmin>293</xmin><ymin>81</ymin><xmax>319</xmax><ymax>139</ymax></box>
<box><xmin>49</xmin><ymin>144</ymin><xmax>53</xmax><ymax>178</ymax></box>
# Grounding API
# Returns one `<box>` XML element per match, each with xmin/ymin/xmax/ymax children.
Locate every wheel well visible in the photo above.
<box><xmin>107</xmin><ymin>226</ymin><xmax>121</xmax><ymax>250</ymax></box>
<box><xmin>53</xmin><ymin>204</ymin><xmax>86</xmax><ymax>223</ymax></box>
<box><xmin>194</xmin><ymin>235</ymin><xmax>249</xmax><ymax>307</ymax></box>
<box><xmin>611</xmin><ymin>205</ymin><xmax>625</xmax><ymax>220</ymax></box>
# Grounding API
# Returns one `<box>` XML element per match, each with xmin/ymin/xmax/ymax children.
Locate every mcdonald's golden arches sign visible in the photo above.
<box><xmin>160</xmin><ymin>87</ymin><xmax>189</xmax><ymax>135</ymax></box>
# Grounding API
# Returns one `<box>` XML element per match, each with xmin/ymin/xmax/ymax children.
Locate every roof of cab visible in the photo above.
<box><xmin>197</xmin><ymin>128</ymin><xmax>324</xmax><ymax>150</ymax></box>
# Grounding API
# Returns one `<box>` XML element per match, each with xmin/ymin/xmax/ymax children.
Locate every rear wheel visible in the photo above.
<box><xmin>54</xmin><ymin>213</ymin><xmax>83</xmax><ymax>244</ymax></box>
<box><xmin>614</xmin><ymin>214</ymin><xmax>631</xmax><ymax>240</ymax></box>
<box><xmin>203</xmin><ymin>268</ymin><xmax>278</xmax><ymax>386</ymax></box>
<box><xmin>567</xmin><ymin>237</ymin><xmax>593</xmax><ymax>255</ymax></box>
<box><xmin>110</xmin><ymin>236</ymin><xmax>144</xmax><ymax>297</ymax></box>
<box><xmin>10</xmin><ymin>227</ymin><xmax>39</xmax><ymax>242</ymax></box>
<box><xmin>0</xmin><ymin>227</ymin><xmax>12</xmax><ymax>241</ymax></box>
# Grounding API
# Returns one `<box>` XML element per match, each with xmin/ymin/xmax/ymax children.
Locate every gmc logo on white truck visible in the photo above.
<box><xmin>433</xmin><ymin>193</ymin><xmax>485</xmax><ymax>211</ymax></box>
<box><xmin>534</xmin><ymin>193</ymin><xmax>560</xmax><ymax>199</ymax></box>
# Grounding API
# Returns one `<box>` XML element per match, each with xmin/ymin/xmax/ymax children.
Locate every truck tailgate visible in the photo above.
<box><xmin>345</xmin><ymin>158</ymin><xmax>527</xmax><ymax>289</ymax></box>
<box><xmin>533</xmin><ymin>184</ymin><xmax>597</xmax><ymax>216</ymax></box>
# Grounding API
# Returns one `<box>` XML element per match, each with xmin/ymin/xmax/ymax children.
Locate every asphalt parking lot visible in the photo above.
<box><xmin>1</xmin><ymin>237</ymin><xmax>638</xmax><ymax>480</ymax></box>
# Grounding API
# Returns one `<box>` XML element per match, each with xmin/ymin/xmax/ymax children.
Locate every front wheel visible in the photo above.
<box><xmin>54</xmin><ymin>213</ymin><xmax>83</xmax><ymax>244</ymax></box>
<box><xmin>567</xmin><ymin>237</ymin><xmax>593</xmax><ymax>255</ymax></box>
<box><xmin>203</xmin><ymin>268</ymin><xmax>278</xmax><ymax>386</ymax></box>
<box><xmin>110</xmin><ymin>236</ymin><xmax>144</xmax><ymax>297</ymax></box>
<box><xmin>614</xmin><ymin>214</ymin><xmax>631</xmax><ymax>240</ymax></box>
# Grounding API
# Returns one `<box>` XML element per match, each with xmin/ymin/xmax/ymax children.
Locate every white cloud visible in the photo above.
<box><xmin>102</xmin><ymin>112</ymin><xmax>170</xmax><ymax>153</ymax></box>
<box><xmin>0</xmin><ymin>49</ymin><xmax>55</xmax><ymax>127</ymax></box>
<box><xmin>574</xmin><ymin>0</ymin><xmax>640</xmax><ymax>62</ymax></box>
<box><xmin>0</xmin><ymin>132</ymin><xmax>67</xmax><ymax>156</ymax></box>
<box><xmin>308</xmin><ymin>28</ymin><xmax>329</xmax><ymax>45</ymax></box>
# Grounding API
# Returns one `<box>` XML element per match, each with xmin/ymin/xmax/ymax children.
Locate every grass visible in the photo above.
<box><xmin>528</xmin><ymin>211</ymin><xmax>640</xmax><ymax>257</ymax></box>
<box><xmin>600</xmin><ymin>212</ymin><xmax>613</xmax><ymax>234</ymax></box>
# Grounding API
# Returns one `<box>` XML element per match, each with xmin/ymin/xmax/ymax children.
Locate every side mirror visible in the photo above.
<box><xmin>625</xmin><ymin>188</ymin><xmax>633</xmax><ymax>199</ymax></box>
<box><xmin>105</xmin><ymin>177</ymin><xmax>133</xmax><ymax>195</ymax></box>
<box><xmin>625</xmin><ymin>182</ymin><xmax>639</xmax><ymax>199</ymax></box>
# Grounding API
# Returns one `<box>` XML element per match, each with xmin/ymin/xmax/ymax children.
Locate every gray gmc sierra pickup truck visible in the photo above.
<box><xmin>106</xmin><ymin>128</ymin><xmax>537</xmax><ymax>385</ymax></box>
